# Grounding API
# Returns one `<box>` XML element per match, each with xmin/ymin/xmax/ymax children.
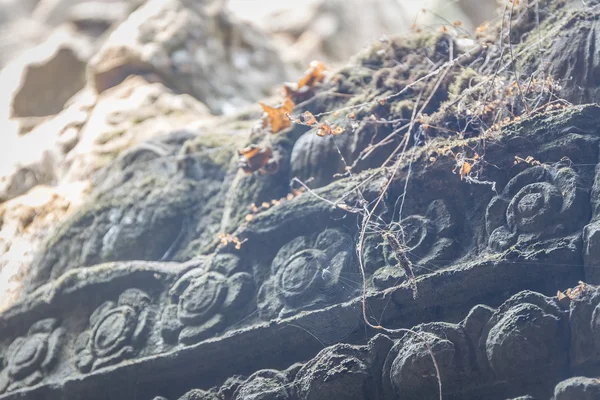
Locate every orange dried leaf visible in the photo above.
<box><xmin>245</xmin><ymin>214</ymin><xmax>254</xmax><ymax>222</ymax></box>
<box><xmin>238</xmin><ymin>145</ymin><xmax>272</xmax><ymax>174</ymax></box>
<box><xmin>331</xmin><ymin>125</ymin><xmax>345</xmax><ymax>135</ymax></box>
<box><xmin>316</xmin><ymin>123</ymin><xmax>329</xmax><ymax>137</ymax></box>
<box><xmin>260</xmin><ymin>97</ymin><xmax>295</xmax><ymax>133</ymax></box>
<box><xmin>460</xmin><ymin>161</ymin><xmax>472</xmax><ymax>178</ymax></box>
<box><xmin>303</xmin><ymin>111</ymin><xmax>317</xmax><ymax>126</ymax></box>
<box><xmin>316</xmin><ymin>121</ymin><xmax>344</xmax><ymax>136</ymax></box>
<box><xmin>297</xmin><ymin>60</ymin><xmax>327</xmax><ymax>89</ymax></box>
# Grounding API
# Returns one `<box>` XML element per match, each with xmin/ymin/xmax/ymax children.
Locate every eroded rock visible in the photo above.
<box><xmin>88</xmin><ymin>0</ymin><xmax>288</xmax><ymax>114</ymax></box>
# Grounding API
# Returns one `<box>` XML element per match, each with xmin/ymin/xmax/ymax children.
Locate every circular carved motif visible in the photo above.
<box><xmin>507</xmin><ymin>182</ymin><xmax>562</xmax><ymax>233</ymax></box>
<box><xmin>0</xmin><ymin>318</ymin><xmax>63</xmax><ymax>393</ymax></box>
<box><xmin>74</xmin><ymin>289</ymin><xmax>151</xmax><ymax>373</ymax></box>
<box><xmin>486</xmin><ymin>166</ymin><xmax>587</xmax><ymax>251</ymax></box>
<box><xmin>91</xmin><ymin>306</ymin><xmax>136</xmax><ymax>358</ymax></box>
<box><xmin>258</xmin><ymin>228</ymin><xmax>356</xmax><ymax>320</ymax></box>
<box><xmin>276</xmin><ymin>249</ymin><xmax>327</xmax><ymax>304</ymax></box>
<box><xmin>178</xmin><ymin>273</ymin><xmax>227</xmax><ymax>324</ymax></box>
<box><xmin>8</xmin><ymin>335</ymin><xmax>48</xmax><ymax>380</ymax></box>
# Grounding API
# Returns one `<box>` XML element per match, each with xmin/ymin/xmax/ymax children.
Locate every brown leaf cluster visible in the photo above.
<box><xmin>238</xmin><ymin>144</ymin><xmax>278</xmax><ymax>174</ymax></box>
<box><xmin>316</xmin><ymin>121</ymin><xmax>345</xmax><ymax>137</ymax></box>
<box><xmin>241</xmin><ymin>61</ymin><xmax>330</xmax><ymax>174</ymax></box>
<box><xmin>259</xmin><ymin>97</ymin><xmax>294</xmax><ymax>134</ymax></box>
<box><xmin>297</xmin><ymin>60</ymin><xmax>327</xmax><ymax>90</ymax></box>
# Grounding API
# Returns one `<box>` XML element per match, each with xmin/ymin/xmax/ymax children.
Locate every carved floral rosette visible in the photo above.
<box><xmin>374</xmin><ymin>199</ymin><xmax>458</xmax><ymax>288</ymax></box>
<box><xmin>0</xmin><ymin>319</ymin><xmax>64</xmax><ymax>393</ymax></box>
<box><xmin>257</xmin><ymin>228</ymin><xmax>355</xmax><ymax>320</ymax></box>
<box><xmin>160</xmin><ymin>269</ymin><xmax>255</xmax><ymax>345</ymax></box>
<box><xmin>486</xmin><ymin>165</ymin><xmax>588</xmax><ymax>251</ymax></box>
<box><xmin>74</xmin><ymin>289</ymin><xmax>153</xmax><ymax>373</ymax></box>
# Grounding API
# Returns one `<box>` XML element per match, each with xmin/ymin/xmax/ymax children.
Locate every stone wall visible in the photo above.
<box><xmin>1</xmin><ymin>1</ymin><xmax>600</xmax><ymax>400</ymax></box>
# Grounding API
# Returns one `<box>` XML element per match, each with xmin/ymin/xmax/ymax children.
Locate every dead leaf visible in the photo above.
<box><xmin>557</xmin><ymin>290</ymin><xmax>567</xmax><ymax>301</ymax></box>
<box><xmin>303</xmin><ymin>111</ymin><xmax>317</xmax><ymax>126</ymax></box>
<box><xmin>238</xmin><ymin>145</ymin><xmax>272</xmax><ymax>174</ymax></box>
<box><xmin>298</xmin><ymin>60</ymin><xmax>327</xmax><ymax>89</ymax></box>
<box><xmin>460</xmin><ymin>161</ymin><xmax>472</xmax><ymax>178</ymax></box>
<box><xmin>331</xmin><ymin>125</ymin><xmax>345</xmax><ymax>135</ymax></box>
<box><xmin>260</xmin><ymin>97</ymin><xmax>294</xmax><ymax>133</ymax></box>
<box><xmin>316</xmin><ymin>121</ymin><xmax>345</xmax><ymax>137</ymax></box>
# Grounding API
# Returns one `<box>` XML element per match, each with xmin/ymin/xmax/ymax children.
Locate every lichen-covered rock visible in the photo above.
<box><xmin>26</xmin><ymin>129</ymin><xmax>239</xmax><ymax>290</ymax></box>
<box><xmin>0</xmin><ymin>182</ymin><xmax>90</xmax><ymax>312</ymax></box>
<box><xmin>5</xmin><ymin>1</ymin><xmax>600</xmax><ymax>400</ymax></box>
<box><xmin>232</xmin><ymin>370</ymin><xmax>290</xmax><ymax>400</ymax></box>
<box><xmin>545</xmin><ymin>7</ymin><xmax>600</xmax><ymax>104</ymax></box>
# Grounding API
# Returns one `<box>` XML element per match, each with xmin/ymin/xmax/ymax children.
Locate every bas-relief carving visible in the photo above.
<box><xmin>0</xmin><ymin>319</ymin><xmax>64</xmax><ymax>393</ymax></box>
<box><xmin>160</xmin><ymin>267</ymin><xmax>255</xmax><ymax>345</ymax></box>
<box><xmin>373</xmin><ymin>199</ymin><xmax>458</xmax><ymax>289</ymax></box>
<box><xmin>486</xmin><ymin>165</ymin><xmax>589</xmax><ymax>251</ymax></box>
<box><xmin>74</xmin><ymin>288</ymin><xmax>153</xmax><ymax>372</ymax></box>
<box><xmin>257</xmin><ymin>228</ymin><xmax>356</xmax><ymax>320</ymax></box>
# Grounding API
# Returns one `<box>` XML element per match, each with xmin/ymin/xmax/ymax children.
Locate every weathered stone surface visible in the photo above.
<box><xmin>6</xmin><ymin>26</ymin><xmax>91</xmax><ymax>119</ymax></box>
<box><xmin>4</xmin><ymin>1</ymin><xmax>600</xmax><ymax>400</ymax></box>
<box><xmin>553</xmin><ymin>377</ymin><xmax>600</xmax><ymax>400</ymax></box>
<box><xmin>257</xmin><ymin>228</ymin><xmax>355</xmax><ymax>320</ymax></box>
<box><xmin>62</xmin><ymin>75</ymin><xmax>211</xmax><ymax>182</ymax></box>
<box><xmin>0</xmin><ymin>318</ymin><xmax>64</xmax><ymax>394</ymax></box>
<box><xmin>88</xmin><ymin>0</ymin><xmax>288</xmax><ymax>114</ymax></box>
<box><xmin>74</xmin><ymin>288</ymin><xmax>152</xmax><ymax>372</ymax></box>
<box><xmin>27</xmin><ymin>133</ymin><xmax>232</xmax><ymax>287</ymax></box>
<box><xmin>481</xmin><ymin>292</ymin><xmax>569</xmax><ymax>384</ymax></box>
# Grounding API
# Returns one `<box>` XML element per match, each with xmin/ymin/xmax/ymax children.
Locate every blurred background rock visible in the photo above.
<box><xmin>0</xmin><ymin>0</ymin><xmax>496</xmax><ymax>310</ymax></box>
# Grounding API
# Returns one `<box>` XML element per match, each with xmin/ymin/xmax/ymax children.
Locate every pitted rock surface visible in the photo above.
<box><xmin>2</xmin><ymin>1</ymin><xmax>600</xmax><ymax>400</ymax></box>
